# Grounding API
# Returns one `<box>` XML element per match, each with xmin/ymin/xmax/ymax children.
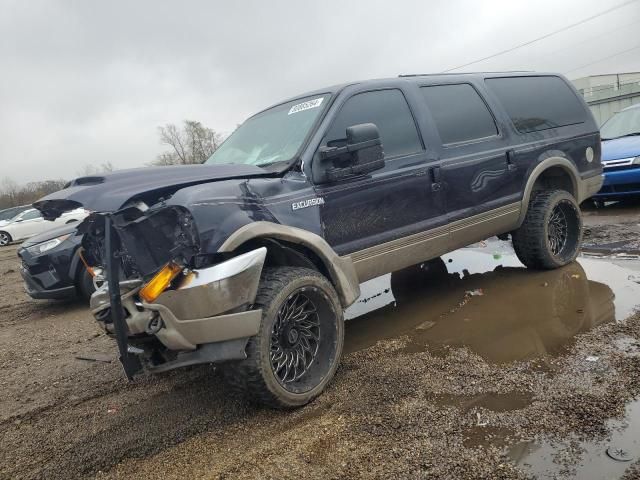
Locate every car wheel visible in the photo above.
<box><xmin>77</xmin><ymin>267</ymin><xmax>96</xmax><ymax>301</ymax></box>
<box><xmin>512</xmin><ymin>189</ymin><xmax>582</xmax><ymax>269</ymax></box>
<box><xmin>0</xmin><ymin>231</ymin><xmax>12</xmax><ymax>247</ymax></box>
<box><xmin>224</xmin><ymin>266</ymin><xmax>344</xmax><ymax>408</ymax></box>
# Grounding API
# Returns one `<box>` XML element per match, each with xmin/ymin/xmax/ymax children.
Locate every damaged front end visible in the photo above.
<box><xmin>83</xmin><ymin>204</ymin><xmax>266</xmax><ymax>377</ymax></box>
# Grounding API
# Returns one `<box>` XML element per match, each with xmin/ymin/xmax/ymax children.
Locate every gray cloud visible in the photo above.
<box><xmin>1</xmin><ymin>0</ymin><xmax>638</xmax><ymax>183</ymax></box>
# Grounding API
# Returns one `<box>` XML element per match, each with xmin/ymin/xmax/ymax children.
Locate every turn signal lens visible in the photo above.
<box><xmin>139</xmin><ymin>262</ymin><xmax>183</xmax><ymax>303</ymax></box>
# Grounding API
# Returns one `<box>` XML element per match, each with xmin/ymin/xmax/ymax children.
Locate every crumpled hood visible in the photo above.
<box><xmin>33</xmin><ymin>163</ymin><xmax>269</xmax><ymax>219</ymax></box>
<box><xmin>601</xmin><ymin>136</ymin><xmax>640</xmax><ymax>161</ymax></box>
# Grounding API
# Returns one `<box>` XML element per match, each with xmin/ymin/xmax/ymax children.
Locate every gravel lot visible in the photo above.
<box><xmin>1</xmin><ymin>209</ymin><xmax>640</xmax><ymax>479</ymax></box>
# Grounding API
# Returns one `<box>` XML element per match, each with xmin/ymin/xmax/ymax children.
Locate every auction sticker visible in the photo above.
<box><xmin>288</xmin><ymin>97</ymin><xmax>323</xmax><ymax>115</ymax></box>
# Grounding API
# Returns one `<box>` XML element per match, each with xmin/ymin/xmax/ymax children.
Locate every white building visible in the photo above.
<box><xmin>571</xmin><ymin>72</ymin><xmax>640</xmax><ymax>125</ymax></box>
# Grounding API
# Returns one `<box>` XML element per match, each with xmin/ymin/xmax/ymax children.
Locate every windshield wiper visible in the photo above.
<box><xmin>602</xmin><ymin>132</ymin><xmax>640</xmax><ymax>141</ymax></box>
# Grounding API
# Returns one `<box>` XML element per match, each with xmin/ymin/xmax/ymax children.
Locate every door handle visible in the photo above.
<box><xmin>430</xmin><ymin>166</ymin><xmax>443</xmax><ymax>192</ymax></box>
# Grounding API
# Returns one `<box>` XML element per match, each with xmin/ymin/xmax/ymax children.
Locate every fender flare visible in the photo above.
<box><xmin>518</xmin><ymin>157</ymin><xmax>582</xmax><ymax>226</ymax></box>
<box><xmin>219</xmin><ymin>222</ymin><xmax>360</xmax><ymax>307</ymax></box>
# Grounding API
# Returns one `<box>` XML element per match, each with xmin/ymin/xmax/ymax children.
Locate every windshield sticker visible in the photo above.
<box><xmin>288</xmin><ymin>97</ymin><xmax>324</xmax><ymax>115</ymax></box>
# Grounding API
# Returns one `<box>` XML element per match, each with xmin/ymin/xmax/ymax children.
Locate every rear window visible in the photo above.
<box><xmin>420</xmin><ymin>84</ymin><xmax>498</xmax><ymax>144</ymax></box>
<box><xmin>485</xmin><ymin>76</ymin><xmax>585</xmax><ymax>133</ymax></box>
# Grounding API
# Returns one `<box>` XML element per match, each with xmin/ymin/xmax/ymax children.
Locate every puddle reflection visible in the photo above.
<box><xmin>344</xmin><ymin>244</ymin><xmax>640</xmax><ymax>363</ymax></box>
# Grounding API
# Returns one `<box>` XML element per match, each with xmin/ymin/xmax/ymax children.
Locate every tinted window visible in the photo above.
<box><xmin>21</xmin><ymin>210</ymin><xmax>42</xmax><ymax>221</ymax></box>
<box><xmin>420</xmin><ymin>84</ymin><xmax>497</xmax><ymax>144</ymax></box>
<box><xmin>486</xmin><ymin>76</ymin><xmax>585</xmax><ymax>133</ymax></box>
<box><xmin>324</xmin><ymin>89</ymin><xmax>422</xmax><ymax>157</ymax></box>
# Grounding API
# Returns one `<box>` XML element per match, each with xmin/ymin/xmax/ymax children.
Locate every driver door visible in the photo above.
<box><xmin>313</xmin><ymin>88</ymin><xmax>447</xmax><ymax>281</ymax></box>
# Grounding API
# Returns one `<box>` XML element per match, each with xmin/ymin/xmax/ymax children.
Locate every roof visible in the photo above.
<box><xmin>261</xmin><ymin>71</ymin><xmax>563</xmax><ymax>114</ymax></box>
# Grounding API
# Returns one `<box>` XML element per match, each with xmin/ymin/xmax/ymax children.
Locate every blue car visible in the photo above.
<box><xmin>595</xmin><ymin>103</ymin><xmax>640</xmax><ymax>201</ymax></box>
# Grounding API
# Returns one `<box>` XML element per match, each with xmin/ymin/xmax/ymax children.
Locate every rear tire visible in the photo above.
<box><xmin>224</xmin><ymin>266</ymin><xmax>344</xmax><ymax>408</ymax></box>
<box><xmin>0</xmin><ymin>231</ymin><xmax>12</xmax><ymax>247</ymax></box>
<box><xmin>512</xmin><ymin>190</ymin><xmax>582</xmax><ymax>269</ymax></box>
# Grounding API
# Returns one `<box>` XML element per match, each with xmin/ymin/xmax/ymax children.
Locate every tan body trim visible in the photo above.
<box><xmin>219</xmin><ymin>222</ymin><xmax>361</xmax><ymax>307</ymax></box>
<box><xmin>347</xmin><ymin>202</ymin><xmax>522</xmax><ymax>282</ymax></box>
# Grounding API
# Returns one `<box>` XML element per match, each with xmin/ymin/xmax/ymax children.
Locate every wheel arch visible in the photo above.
<box><xmin>519</xmin><ymin>157</ymin><xmax>583</xmax><ymax>226</ymax></box>
<box><xmin>219</xmin><ymin>222</ymin><xmax>360</xmax><ymax>308</ymax></box>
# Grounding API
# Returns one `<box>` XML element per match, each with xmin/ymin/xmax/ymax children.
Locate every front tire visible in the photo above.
<box><xmin>512</xmin><ymin>189</ymin><xmax>582</xmax><ymax>269</ymax></box>
<box><xmin>0</xmin><ymin>231</ymin><xmax>12</xmax><ymax>247</ymax></box>
<box><xmin>77</xmin><ymin>267</ymin><xmax>96</xmax><ymax>301</ymax></box>
<box><xmin>224</xmin><ymin>267</ymin><xmax>344</xmax><ymax>408</ymax></box>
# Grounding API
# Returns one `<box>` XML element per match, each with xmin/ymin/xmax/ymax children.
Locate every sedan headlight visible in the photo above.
<box><xmin>25</xmin><ymin>234</ymin><xmax>71</xmax><ymax>255</ymax></box>
<box><xmin>634</xmin><ymin>156</ymin><xmax>640</xmax><ymax>165</ymax></box>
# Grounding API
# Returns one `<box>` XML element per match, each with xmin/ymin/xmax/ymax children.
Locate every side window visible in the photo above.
<box><xmin>21</xmin><ymin>210</ymin><xmax>41</xmax><ymax>221</ymax></box>
<box><xmin>323</xmin><ymin>89</ymin><xmax>422</xmax><ymax>157</ymax></box>
<box><xmin>485</xmin><ymin>76</ymin><xmax>585</xmax><ymax>133</ymax></box>
<box><xmin>420</xmin><ymin>84</ymin><xmax>498</xmax><ymax>145</ymax></box>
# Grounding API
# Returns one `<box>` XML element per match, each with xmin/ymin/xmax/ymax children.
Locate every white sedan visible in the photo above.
<box><xmin>0</xmin><ymin>208</ymin><xmax>88</xmax><ymax>246</ymax></box>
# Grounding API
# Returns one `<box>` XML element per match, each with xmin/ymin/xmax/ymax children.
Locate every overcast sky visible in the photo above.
<box><xmin>1</xmin><ymin>0</ymin><xmax>639</xmax><ymax>184</ymax></box>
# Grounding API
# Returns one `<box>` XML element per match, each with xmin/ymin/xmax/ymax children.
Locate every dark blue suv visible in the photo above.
<box><xmin>35</xmin><ymin>72</ymin><xmax>603</xmax><ymax>407</ymax></box>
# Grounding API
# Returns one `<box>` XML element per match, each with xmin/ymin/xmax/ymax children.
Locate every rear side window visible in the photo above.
<box><xmin>323</xmin><ymin>89</ymin><xmax>422</xmax><ymax>157</ymax></box>
<box><xmin>420</xmin><ymin>84</ymin><xmax>498</xmax><ymax>144</ymax></box>
<box><xmin>486</xmin><ymin>76</ymin><xmax>585</xmax><ymax>133</ymax></box>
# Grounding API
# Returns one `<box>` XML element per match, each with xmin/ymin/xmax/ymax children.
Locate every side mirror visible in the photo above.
<box><xmin>318</xmin><ymin>123</ymin><xmax>385</xmax><ymax>182</ymax></box>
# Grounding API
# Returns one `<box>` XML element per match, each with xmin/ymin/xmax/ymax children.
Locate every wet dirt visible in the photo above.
<box><xmin>1</xmin><ymin>233</ymin><xmax>640</xmax><ymax>479</ymax></box>
<box><xmin>582</xmin><ymin>200</ymin><xmax>640</xmax><ymax>255</ymax></box>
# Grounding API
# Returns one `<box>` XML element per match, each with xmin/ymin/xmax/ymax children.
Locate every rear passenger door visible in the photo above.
<box><xmin>419</xmin><ymin>83</ymin><xmax>520</xmax><ymax>222</ymax></box>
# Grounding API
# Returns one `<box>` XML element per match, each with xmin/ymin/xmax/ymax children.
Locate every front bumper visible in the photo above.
<box><xmin>593</xmin><ymin>166</ymin><xmax>640</xmax><ymax>197</ymax></box>
<box><xmin>20</xmin><ymin>265</ymin><xmax>77</xmax><ymax>299</ymax></box>
<box><xmin>91</xmin><ymin>247</ymin><xmax>267</xmax><ymax>371</ymax></box>
<box><xmin>18</xmin><ymin>244</ymin><xmax>80</xmax><ymax>300</ymax></box>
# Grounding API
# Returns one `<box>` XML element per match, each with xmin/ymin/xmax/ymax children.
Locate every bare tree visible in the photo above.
<box><xmin>153</xmin><ymin>120</ymin><xmax>223</xmax><ymax>166</ymax></box>
<box><xmin>76</xmin><ymin>161</ymin><xmax>115</xmax><ymax>177</ymax></box>
<box><xmin>0</xmin><ymin>177</ymin><xmax>20</xmax><ymax>206</ymax></box>
<box><xmin>0</xmin><ymin>177</ymin><xmax>67</xmax><ymax>209</ymax></box>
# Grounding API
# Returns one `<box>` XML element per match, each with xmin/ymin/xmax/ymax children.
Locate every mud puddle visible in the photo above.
<box><xmin>342</xmin><ymin>241</ymin><xmax>640</xmax><ymax>478</ymax></box>
<box><xmin>344</xmin><ymin>240</ymin><xmax>640</xmax><ymax>363</ymax></box>
<box><xmin>510</xmin><ymin>398</ymin><xmax>640</xmax><ymax>479</ymax></box>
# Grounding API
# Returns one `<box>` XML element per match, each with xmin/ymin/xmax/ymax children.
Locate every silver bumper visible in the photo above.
<box><xmin>91</xmin><ymin>247</ymin><xmax>267</xmax><ymax>351</ymax></box>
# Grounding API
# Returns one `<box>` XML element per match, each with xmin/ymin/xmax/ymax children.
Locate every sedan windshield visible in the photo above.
<box><xmin>0</xmin><ymin>206</ymin><xmax>27</xmax><ymax>222</ymax></box>
<box><xmin>601</xmin><ymin>107</ymin><xmax>640</xmax><ymax>140</ymax></box>
<box><xmin>206</xmin><ymin>94</ymin><xmax>329</xmax><ymax>167</ymax></box>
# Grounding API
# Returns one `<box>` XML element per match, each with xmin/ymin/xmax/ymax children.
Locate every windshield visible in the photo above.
<box><xmin>601</xmin><ymin>107</ymin><xmax>640</xmax><ymax>140</ymax></box>
<box><xmin>206</xmin><ymin>94</ymin><xmax>329</xmax><ymax>167</ymax></box>
<box><xmin>0</xmin><ymin>207</ymin><xmax>26</xmax><ymax>222</ymax></box>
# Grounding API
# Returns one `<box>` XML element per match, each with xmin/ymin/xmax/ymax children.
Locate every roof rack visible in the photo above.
<box><xmin>398</xmin><ymin>71</ymin><xmax>531</xmax><ymax>78</ymax></box>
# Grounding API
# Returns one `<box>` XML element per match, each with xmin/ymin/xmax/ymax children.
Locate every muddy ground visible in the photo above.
<box><xmin>1</xmin><ymin>204</ymin><xmax>640</xmax><ymax>480</ymax></box>
<box><xmin>583</xmin><ymin>200</ymin><xmax>640</xmax><ymax>254</ymax></box>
